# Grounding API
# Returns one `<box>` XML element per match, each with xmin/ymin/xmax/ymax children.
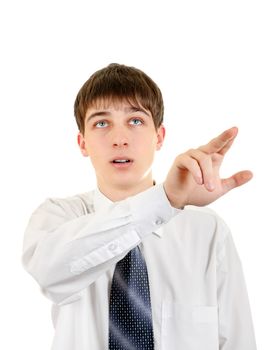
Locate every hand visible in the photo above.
<box><xmin>163</xmin><ymin>127</ymin><xmax>253</xmax><ymax>208</ymax></box>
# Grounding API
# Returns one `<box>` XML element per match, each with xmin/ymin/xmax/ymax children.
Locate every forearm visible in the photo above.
<box><xmin>22</xmin><ymin>184</ymin><xmax>180</xmax><ymax>304</ymax></box>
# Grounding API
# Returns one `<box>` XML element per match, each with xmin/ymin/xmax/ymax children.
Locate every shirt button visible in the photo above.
<box><xmin>155</xmin><ymin>218</ymin><xmax>164</xmax><ymax>225</ymax></box>
<box><xmin>108</xmin><ymin>242</ymin><xmax>118</xmax><ymax>251</ymax></box>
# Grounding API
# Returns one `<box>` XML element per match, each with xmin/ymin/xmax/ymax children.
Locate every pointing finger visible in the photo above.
<box><xmin>199</xmin><ymin>127</ymin><xmax>238</xmax><ymax>155</ymax></box>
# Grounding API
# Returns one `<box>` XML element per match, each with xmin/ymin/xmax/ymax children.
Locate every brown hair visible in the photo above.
<box><xmin>74</xmin><ymin>63</ymin><xmax>164</xmax><ymax>134</ymax></box>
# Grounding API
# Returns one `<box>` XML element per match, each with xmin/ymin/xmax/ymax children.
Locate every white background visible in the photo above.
<box><xmin>0</xmin><ymin>0</ymin><xmax>267</xmax><ymax>349</ymax></box>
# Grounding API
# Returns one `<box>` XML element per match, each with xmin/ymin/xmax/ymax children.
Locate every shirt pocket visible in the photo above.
<box><xmin>161</xmin><ymin>301</ymin><xmax>219</xmax><ymax>350</ymax></box>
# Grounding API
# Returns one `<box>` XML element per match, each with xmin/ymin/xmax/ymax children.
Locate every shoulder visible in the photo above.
<box><xmin>185</xmin><ymin>204</ymin><xmax>229</xmax><ymax>226</ymax></box>
<box><xmin>176</xmin><ymin>205</ymin><xmax>231</xmax><ymax>242</ymax></box>
<box><xmin>24</xmin><ymin>191</ymin><xmax>98</xmax><ymax>236</ymax></box>
<box><xmin>35</xmin><ymin>190</ymin><xmax>96</xmax><ymax>219</ymax></box>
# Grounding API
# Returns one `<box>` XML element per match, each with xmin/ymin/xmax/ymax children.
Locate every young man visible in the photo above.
<box><xmin>23</xmin><ymin>63</ymin><xmax>257</xmax><ymax>349</ymax></box>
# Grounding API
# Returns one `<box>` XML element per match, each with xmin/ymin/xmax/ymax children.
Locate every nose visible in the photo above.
<box><xmin>111</xmin><ymin>126</ymin><xmax>129</xmax><ymax>148</ymax></box>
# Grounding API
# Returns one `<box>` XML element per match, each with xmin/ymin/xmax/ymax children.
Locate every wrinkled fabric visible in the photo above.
<box><xmin>22</xmin><ymin>183</ymin><xmax>257</xmax><ymax>350</ymax></box>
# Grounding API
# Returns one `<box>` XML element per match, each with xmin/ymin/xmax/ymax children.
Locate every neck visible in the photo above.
<box><xmin>97</xmin><ymin>179</ymin><xmax>155</xmax><ymax>202</ymax></box>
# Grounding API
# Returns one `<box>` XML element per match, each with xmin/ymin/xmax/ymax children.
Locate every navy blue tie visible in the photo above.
<box><xmin>109</xmin><ymin>246</ymin><xmax>155</xmax><ymax>350</ymax></box>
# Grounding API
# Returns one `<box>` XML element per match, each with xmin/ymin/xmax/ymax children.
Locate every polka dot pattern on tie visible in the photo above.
<box><xmin>109</xmin><ymin>246</ymin><xmax>154</xmax><ymax>350</ymax></box>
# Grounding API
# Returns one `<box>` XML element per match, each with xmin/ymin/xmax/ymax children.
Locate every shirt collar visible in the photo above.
<box><xmin>93</xmin><ymin>187</ymin><xmax>114</xmax><ymax>212</ymax></box>
<box><xmin>93</xmin><ymin>185</ymin><xmax>163</xmax><ymax>238</ymax></box>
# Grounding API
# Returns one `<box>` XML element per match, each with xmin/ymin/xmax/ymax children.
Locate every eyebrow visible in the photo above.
<box><xmin>86</xmin><ymin>106</ymin><xmax>151</xmax><ymax>123</ymax></box>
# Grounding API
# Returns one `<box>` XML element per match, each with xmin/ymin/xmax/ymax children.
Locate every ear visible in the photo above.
<box><xmin>156</xmin><ymin>124</ymin><xmax>165</xmax><ymax>150</ymax></box>
<box><xmin>77</xmin><ymin>132</ymin><xmax>89</xmax><ymax>157</ymax></box>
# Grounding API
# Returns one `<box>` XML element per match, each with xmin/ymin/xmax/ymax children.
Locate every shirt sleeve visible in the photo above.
<box><xmin>216</xmin><ymin>226</ymin><xmax>257</xmax><ymax>350</ymax></box>
<box><xmin>22</xmin><ymin>184</ymin><xmax>180</xmax><ymax>305</ymax></box>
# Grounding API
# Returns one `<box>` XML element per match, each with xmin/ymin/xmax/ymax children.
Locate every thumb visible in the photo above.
<box><xmin>221</xmin><ymin>170</ymin><xmax>253</xmax><ymax>194</ymax></box>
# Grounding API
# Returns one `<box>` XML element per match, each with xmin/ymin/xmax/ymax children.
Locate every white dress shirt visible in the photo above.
<box><xmin>22</xmin><ymin>183</ymin><xmax>257</xmax><ymax>350</ymax></box>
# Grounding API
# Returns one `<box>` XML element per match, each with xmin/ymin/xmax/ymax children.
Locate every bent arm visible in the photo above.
<box><xmin>22</xmin><ymin>184</ymin><xmax>180</xmax><ymax>305</ymax></box>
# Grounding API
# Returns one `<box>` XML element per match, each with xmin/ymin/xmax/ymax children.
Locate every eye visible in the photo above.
<box><xmin>129</xmin><ymin>118</ymin><xmax>143</xmax><ymax>126</ymax></box>
<box><xmin>95</xmin><ymin>120</ymin><xmax>108</xmax><ymax>128</ymax></box>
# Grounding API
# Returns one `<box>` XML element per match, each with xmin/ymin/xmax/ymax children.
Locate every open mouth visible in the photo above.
<box><xmin>112</xmin><ymin>159</ymin><xmax>132</xmax><ymax>163</ymax></box>
<box><xmin>110</xmin><ymin>158</ymin><xmax>133</xmax><ymax>167</ymax></box>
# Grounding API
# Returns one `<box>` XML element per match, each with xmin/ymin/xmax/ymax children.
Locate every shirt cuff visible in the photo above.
<box><xmin>126</xmin><ymin>183</ymin><xmax>182</xmax><ymax>239</ymax></box>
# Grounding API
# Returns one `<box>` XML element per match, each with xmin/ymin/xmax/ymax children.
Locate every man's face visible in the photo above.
<box><xmin>77</xmin><ymin>100</ymin><xmax>165</xmax><ymax>199</ymax></box>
